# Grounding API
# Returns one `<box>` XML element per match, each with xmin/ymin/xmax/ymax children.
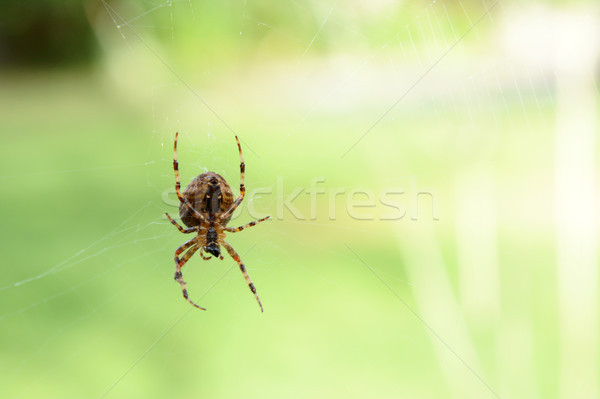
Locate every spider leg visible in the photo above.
<box><xmin>221</xmin><ymin>135</ymin><xmax>245</xmax><ymax>220</ymax></box>
<box><xmin>166</xmin><ymin>212</ymin><xmax>199</xmax><ymax>234</ymax></box>
<box><xmin>174</xmin><ymin>238</ymin><xmax>206</xmax><ymax>310</ymax></box>
<box><xmin>225</xmin><ymin>216</ymin><xmax>270</xmax><ymax>233</ymax></box>
<box><xmin>221</xmin><ymin>240</ymin><xmax>263</xmax><ymax>312</ymax></box>
<box><xmin>172</xmin><ymin>132</ymin><xmax>206</xmax><ymax>223</ymax></box>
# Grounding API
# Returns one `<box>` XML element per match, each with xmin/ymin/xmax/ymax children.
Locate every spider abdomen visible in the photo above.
<box><xmin>179</xmin><ymin>172</ymin><xmax>234</xmax><ymax>227</ymax></box>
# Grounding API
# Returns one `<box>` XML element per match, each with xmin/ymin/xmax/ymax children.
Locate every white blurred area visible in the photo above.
<box><xmin>502</xmin><ymin>5</ymin><xmax>599</xmax><ymax>399</ymax></box>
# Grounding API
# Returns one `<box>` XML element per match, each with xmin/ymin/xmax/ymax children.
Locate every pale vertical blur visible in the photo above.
<box><xmin>553</xmin><ymin>11</ymin><xmax>599</xmax><ymax>399</ymax></box>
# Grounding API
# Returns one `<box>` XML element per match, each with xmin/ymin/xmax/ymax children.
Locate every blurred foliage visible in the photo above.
<box><xmin>142</xmin><ymin>0</ymin><xmax>486</xmax><ymax>68</ymax></box>
<box><xmin>0</xmin><ymin>0</ymin><xmax>490</xmax><ymax>69</ymax></box>
<box><xmin>0</xmin><ymin>0</ymin><xmax>97</xmax><ymax>67</ymax></box>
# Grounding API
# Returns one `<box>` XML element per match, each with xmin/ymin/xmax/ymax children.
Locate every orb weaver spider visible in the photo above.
<box><xmin>165</xmin><ymin>133</ymin><xmax>269</xmax><ymax>312</ymax></box>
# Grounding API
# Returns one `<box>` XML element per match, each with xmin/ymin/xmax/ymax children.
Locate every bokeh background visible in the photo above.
<box><xmin>1</xmin><ymin>1</ymin><xmax>598</xmax><ymax>398</ymax></box>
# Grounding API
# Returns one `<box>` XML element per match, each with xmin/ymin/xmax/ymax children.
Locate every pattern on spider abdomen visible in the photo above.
<box><xmin>179</xmin><ymin>172</ymin><xmax>234</xmax><ymax>227</ymax></box>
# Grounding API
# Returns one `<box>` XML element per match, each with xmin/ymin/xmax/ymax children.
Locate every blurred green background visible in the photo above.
<box><xmin>1</xmin><ymin>0</ymin><xmax>598</xmax><ymax>398</ymax></box>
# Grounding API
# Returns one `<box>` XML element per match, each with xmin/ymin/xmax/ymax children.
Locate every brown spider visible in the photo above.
<box><xmin>165</xmin><ymin>132</ymin><xmax>269</xmax><ymax>312</ymax></box>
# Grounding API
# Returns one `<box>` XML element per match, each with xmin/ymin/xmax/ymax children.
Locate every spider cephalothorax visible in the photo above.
<box><xmin>205</xmin><ymin>226</ymin><xmax>221</xmax><ymax>258</ymax></box>
<box><xmin>165</xmin><ymin>133</ymin><xmax>270</xmax><ymax>312</ymax></box>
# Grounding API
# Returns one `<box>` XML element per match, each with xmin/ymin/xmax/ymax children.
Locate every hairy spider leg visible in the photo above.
<box><xmin>165</xmin><ymin>212</ymin><xmax>199</xmax><ymax>233</ymax></box>
<box><xmin>173</xmin><ymin>132</ymin><xmax>206</xmax><ymax>222</ymax></box>
<box><xmin>225</xmin><ymin>216</ymin><xmax>271</xmax><ymax>233</ymax></box>
<box><xmin>174</xmin><ymin>238</ymin><xmax>206</xmax><ymax>310</ymax></box>
<box><xmin>222</xmin><ymin>240</ymin><xmax>263</xmax><ymax>312</ymax></box>
<box><xmin>167</xmin><ymin>212</ymin><xmax>211</xmax><ymax>258</ymax></box>
<box><xmin>220</xmin><ymin>135</ymin><xmax>245</xmax><ymax>220</ymax></box>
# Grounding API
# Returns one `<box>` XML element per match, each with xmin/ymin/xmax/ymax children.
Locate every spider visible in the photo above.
<box><xmin>165</xmin><ymin>132</ymin><xmax>269</xmax><ymax>312</ymax></box>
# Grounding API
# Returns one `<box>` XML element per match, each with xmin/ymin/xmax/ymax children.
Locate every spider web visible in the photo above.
<box><xmin>1</xmin><ymin>1</ymin><xmax>598</xmax><ymax>398</ymax></box>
